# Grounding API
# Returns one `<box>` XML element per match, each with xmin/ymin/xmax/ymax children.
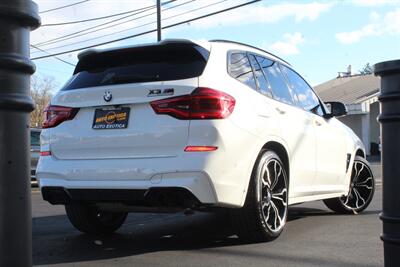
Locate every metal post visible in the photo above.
<box><xmin>375</xmin><ymin>59</ymin><xmax>400</xmax><ymax>267</ymax></box>
<box><xmin>0</xmin><ymin>1</ymin><xmax>40</xmax><ymax>266</ymax></box>
<box><xmin>157</xmin><ymin>0</ymin><xmax>161</xmax><ymax>41</ymax></box>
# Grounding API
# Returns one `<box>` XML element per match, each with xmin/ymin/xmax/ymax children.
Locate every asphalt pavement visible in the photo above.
<box><xmin>32</xmin><ymin>166</ymin><xmax>383</xmax><ymax>267</ymax></box>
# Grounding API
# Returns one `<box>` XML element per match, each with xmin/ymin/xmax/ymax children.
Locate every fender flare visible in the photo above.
<box><xmin>239</xmin><ymin>135</ymin><xmax>291</xmax><ymax>207</ymax></box>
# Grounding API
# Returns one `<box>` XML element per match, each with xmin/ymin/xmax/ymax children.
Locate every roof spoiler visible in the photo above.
<box><xmin>77</xmin><ymin>39</ymin><xmax>211</xmax><ymax>61</ymax></box>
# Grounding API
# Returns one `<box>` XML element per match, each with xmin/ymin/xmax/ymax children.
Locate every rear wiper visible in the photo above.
<box><xmin>110</xmin><ymin>74</ymin><xmax>160</xmax><ymax>83</ymax></box>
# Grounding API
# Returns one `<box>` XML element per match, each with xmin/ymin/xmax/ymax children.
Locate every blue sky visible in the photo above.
<box><xmin>31</xmin><ymin>0</ymin><xmax>400</xmax><ymax>89</ymax></box>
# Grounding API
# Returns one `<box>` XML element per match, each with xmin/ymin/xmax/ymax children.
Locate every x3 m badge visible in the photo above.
<box><xmin>148</xmin><ymin>88</ymin><xmax>174</xmax><ymax>97</ymax></box>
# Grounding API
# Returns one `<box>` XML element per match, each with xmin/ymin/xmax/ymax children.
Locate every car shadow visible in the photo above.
<box><xmin>288</xmin><ymin>206</ymin><xmax>381</xmax><ymax>221</ymax></box>
<box><xmin>33</xmin><ymin>206</ymin><xmax>381</xmax><ymax>266</ymax></box>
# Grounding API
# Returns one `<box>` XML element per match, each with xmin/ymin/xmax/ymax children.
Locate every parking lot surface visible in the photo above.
<box><xmin>33</xmin><ymin>166</ymin><xmax>383</xmax><ymax>267</ymax></box>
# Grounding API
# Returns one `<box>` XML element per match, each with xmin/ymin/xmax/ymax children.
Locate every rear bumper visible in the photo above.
<box><xmin>41</xmin><ymin>187</ymin><xmax>201</xmax><ymax>210</ymax></box>
<box><xmin>38</xmin><ymin>170</ymin><xmax>218</xmax><ymax>205</ymax></box>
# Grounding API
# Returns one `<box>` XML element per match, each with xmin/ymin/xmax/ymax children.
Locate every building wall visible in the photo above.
<box><xmin>338</xmin><ymin>102</ymin><xmax>380</xmax><ymax>155</ymax></box>
<box><xmin>369</xmin><ymin>102</ymin><xmax>380</xmax><ymax>154</ymax></box>
<box><xmin>339</xmin><ymin>114</ymin><xmax>363</xmax><ymax>141</ymax></box>
<box><xmin>369</xmin><ymin>102</ymin><xmax>380</xmax><ymax>144</ymax></box>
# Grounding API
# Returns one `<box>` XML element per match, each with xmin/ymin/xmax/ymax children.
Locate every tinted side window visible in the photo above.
<box><xmin>31</xmin><ymin>131</ymin><xmax>40</xmax><ymax>146</ymax></box>
<box><xmin>248</xmin><ymin>55</ymin><xmax>272</xmax><ymax>97</ymax></box>
<box><xmin>280</xmin><ymin>65</ymin><xmax>324</xmax><ymax>116</ymax></box>
<box><xmin>229</xmin><ymin>53</ymin><xmax>257</xmax><ymax>91</ymax></box>
<box><xmin>258</xmin><ymin>57</ymin><xmax>293</xmax><ymax>105</ymax></box>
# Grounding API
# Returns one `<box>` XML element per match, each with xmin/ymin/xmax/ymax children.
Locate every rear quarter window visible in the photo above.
<box><xmin>228</xmin><ymin>52</ymin><xmax>257</xmax><ymax>91</ymax></box>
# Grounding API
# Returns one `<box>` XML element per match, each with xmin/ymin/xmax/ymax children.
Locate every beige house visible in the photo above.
<box><xmin>314</xmin><ymin>74</ymin><xmax>380</xmax><ymax>156</ymax></box>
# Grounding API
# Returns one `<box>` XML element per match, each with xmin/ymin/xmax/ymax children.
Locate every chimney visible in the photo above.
<box><xmin>347</xmin><ymin>65</ymin><xmax>352</xmax><ymax>75</ymax></box>
<box><xmin>337</xmin><ymin>65</ymin><xmax>353</xmax><ymax>78</ymax></box>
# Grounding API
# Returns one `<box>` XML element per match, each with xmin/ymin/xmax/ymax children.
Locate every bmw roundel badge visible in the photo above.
<box><xmin>103</xmin><ymin>91</ymin><xmax>112</xmax><ymax>102</ymax></box>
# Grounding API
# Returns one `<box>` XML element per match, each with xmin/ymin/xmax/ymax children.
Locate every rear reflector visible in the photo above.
<box><xmin>184</xmin><ymin>146</ymin><xmax>218</xmax><ymax>152</ymax></box>
<box><xmin>150</xmin><ymin>87</ymin><xmax>235</xmax><ymax>120</ymax></box>
<box><xmin>40</xmin><ymin>151</ymin><xmax>51</xmax><ymax>156</ymax></box>
<box><xmin>43</xmin><ymin>105</ymin><xmax>79</xmax><ymax>129</ymax></box>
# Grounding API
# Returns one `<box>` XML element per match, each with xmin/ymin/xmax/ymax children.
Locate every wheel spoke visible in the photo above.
<box><xmin>270</xmin><ymin>201</ymin><xmax>283</xmax><ymax>230</ymax></box>
<box><xmin>353</xmin><ymin>188</ymin><xmax>366</xmax><ymax>208</ymax></box>
<box><xmin>343</xmin><ymin>195</ymin><xmax>350</xmax><ymax>206</ymax></box>
<box><xmin>262</xmin><ymin>162</ymin><xmax>271</xmax><ymax>187</ymax></box>
<box><xmin>353</xmin><ymin>187</ymin><xmax>360</xmax><ymax>209</ymax></box>
<box><xmin>271</xmin><ymin>160</ymin><xmax>281</xmax><ymax>190</ymax></box>
<box><xmin>355</xmin><ymin>176</ymin><xmax>372</xmax><ymax>186</ymax></box>
<box><xmin>356</xmin><ymin>162</ymin><xmax>365</xmax><ymax>180</ymax></box>
<box><xmin>261</xmin><ymin>200</ymin><xmax>269</xmax><ymax>210</ymax></box>
<box><xmin>356</xmin><ymin>183</ymin><xmax>373</xmax><ymax>190</ymax></box>
<box><xmin>272</xmin><ymin>188</ymin><xmax>287</xmax><ymax>206</ymax></box>
<box><xmin>353</xmin><ymin>162</ymin><xmax>360</xmax><ymax>181</ymax></box>
<box><xmin>265</xmin><ymin>204</ymin><xmax>272</xmax><ymax>223</ymax></box>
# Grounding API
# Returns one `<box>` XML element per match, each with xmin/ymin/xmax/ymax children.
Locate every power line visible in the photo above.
<box><xmin>31</xmin><ymin>0</ymin><xmax>261</xmax><ymax>61</ymax></box>
<box><xmin>41</xmin><ymin>4</ymin><xmax>157</xmax><ymax>27</ymax></box>
<box><xmin>30</xmin><ymin>45</ymin><xmax>76</xmax><ymax>67</ymax></box>
<box><xmin>34</xmin><ymin>0</ymin><xmax>193</xmax><ymax>49</ymax></box>
<box><xmin>39</xmin><ymin>0</ymin><xmax>90</xmax><ymax>14</ymax></box>
<box><xmin>40</xmin><ymin>1</ymin><xmax>179</xmax><ymax>27</ymax></box>
<box><xmin>33</xmin><ymin>0</ymin><xmax>200</xmax><ymax>53</ymax></box>
<box><xmin>33</xmin><ymin>2</ymin><xmax>169</xmax><ymax>47</ymax></box>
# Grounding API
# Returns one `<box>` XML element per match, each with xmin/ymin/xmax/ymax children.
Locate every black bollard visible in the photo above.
<box><xmin>0</xmin><ymin>0</ymin><xmax>40</xmax><ymax>266</ymax></box>
<box><xmin>375</xmin><ymin>59</ymin><xmax>400</xmax><ymax>267</ymax></box>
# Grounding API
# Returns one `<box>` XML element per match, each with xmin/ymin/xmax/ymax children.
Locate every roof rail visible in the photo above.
<box><xmin>209</xmin><ymin>39</ymin><xmax>291</xmax><ymax>66</ymax></box>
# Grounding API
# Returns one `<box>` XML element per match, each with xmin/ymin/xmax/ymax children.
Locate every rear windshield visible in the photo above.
<box><xmin>62</xmin><ymin>43</ymin><xmax>209</xmax><ymax>90</ymax></box>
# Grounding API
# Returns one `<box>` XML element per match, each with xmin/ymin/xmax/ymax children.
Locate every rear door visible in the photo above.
<box><xmin>257</xmin><ymin>57</ymin><xmax>317</xmax><ymax>198</ymax></box>
<box><xmin>49</xmin><ymin>42</ymin><xmax>209</xmax><ymax>160</ymax></box>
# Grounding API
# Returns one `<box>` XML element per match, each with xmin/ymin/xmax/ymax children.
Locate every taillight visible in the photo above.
<box><xmin>42</xmin><ymin>105</ymin><xmax>79</xmax><ymax>129</ymax></box>
<box><xmin>150</xmin><ymin>87</ymin><xmax>235</xmax><ymax>120</ymax></box>
<box><xmin>40</xmin><ymin>151</ymin><xmax>51</xmax><ymax>156</ymax></box>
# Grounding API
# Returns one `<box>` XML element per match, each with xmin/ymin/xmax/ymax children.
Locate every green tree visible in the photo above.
<box><xmin>30</xmin><ymin>75</ymin><xmax>56</xmax><ymax>128</ymax></box>
<box><xmin>359</xmin><ymin>63</ymin><xmax>374</xmax><ymax>75</ymax></box>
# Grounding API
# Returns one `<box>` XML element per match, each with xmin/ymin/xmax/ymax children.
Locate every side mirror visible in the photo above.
<box><xmin>324</xmin><ymin>101</ymin><xmax>347</xmax><ymax>119</ymax></box>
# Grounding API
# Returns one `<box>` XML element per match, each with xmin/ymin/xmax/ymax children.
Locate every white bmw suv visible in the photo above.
<box><xmin>37</xmin><ymin>39</ymin><xmax>375</xmax><ymax>242</ymax></box>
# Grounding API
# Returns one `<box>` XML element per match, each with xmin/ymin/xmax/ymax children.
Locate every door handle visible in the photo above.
<box><xmin>315</xmin><ymin>120</ymin><xmax>322</xmax><ymax>126</ymax></box>
<box><xmin>276</xmin><ymin>107</ymin><xmax>286</xmax><ymax>115</ymax></box>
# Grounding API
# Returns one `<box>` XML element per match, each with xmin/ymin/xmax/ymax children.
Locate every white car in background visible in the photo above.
<box><xmin>37</xmin><ymin>39</ymin><xmax>375</xmax><ymax>242</ymax></box>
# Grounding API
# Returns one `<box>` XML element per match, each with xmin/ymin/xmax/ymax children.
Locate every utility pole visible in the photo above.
<box><xmin>375</xmin><ymin>59</ymin><xmax>400</xmax><ymax>267</ymax></box>
<box><xmin>157</xmin><ymin>0</ymin><xmax>161</xmax><ymax>41</ymax></box>
<box><xmin>0</xmin><ymin>0</ymin><xmax>40</xmax><ymax>266</ymax></box>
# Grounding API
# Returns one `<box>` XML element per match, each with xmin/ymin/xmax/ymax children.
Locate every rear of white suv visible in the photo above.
<box><xmin>37</xmin><ymin>39</ymin><xmax>375</xmax><ymax>241</ymax></box>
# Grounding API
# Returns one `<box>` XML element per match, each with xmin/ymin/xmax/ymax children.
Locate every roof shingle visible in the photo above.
<box><xmin>314</xmin><ymin>74</ymin><xmax>380</xmax><ymax>104</ymax></box>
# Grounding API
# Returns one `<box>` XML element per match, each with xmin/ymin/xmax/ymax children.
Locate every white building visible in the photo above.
<box><xmin>315</xmin><ymin>74</ymin><xmax>380</xmax><ymax>156</ymax></box>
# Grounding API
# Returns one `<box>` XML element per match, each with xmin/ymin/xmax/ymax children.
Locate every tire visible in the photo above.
<box><xmin>65</xmin><ymin>204</ymin><xmax>128</xmax><ymax>234</ymax></box>
<box><xmin>323</xmin><ymin>156</ymin><xmax>375</xmax><ymax>214</ymax></box>
<box><xmin>230</xmin><ymin>150</ymin><xmax>289</xmax><ymax>242</ymax></box>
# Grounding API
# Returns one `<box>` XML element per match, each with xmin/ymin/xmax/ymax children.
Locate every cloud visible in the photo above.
<box><xmin>30</xmin><ymin>0</ymin><xmax>334</xmax><ymax>63</ymax></box>
<box><xmin>190</xmin><ymin>1</ymin><xmax>334</xmax><ymax>29</ymax></box>
<box><xmin>31</xmin><ymin>0</ymin><xmax>156</xmax><ymax>58</ymax></box>
<box><xmin>267</xmin><ymin>32</ymin><xmax>305</xmax><ymax>56</ymax></box>
<box><xmin>351</xmin><ymin>0</ymin><xmax>399</xmax><ymax>6</ymax></box>
<box><xmin>335</xmin><ymin>9</ymin><xmax>400</xmax><ymax>44</ymax></box>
